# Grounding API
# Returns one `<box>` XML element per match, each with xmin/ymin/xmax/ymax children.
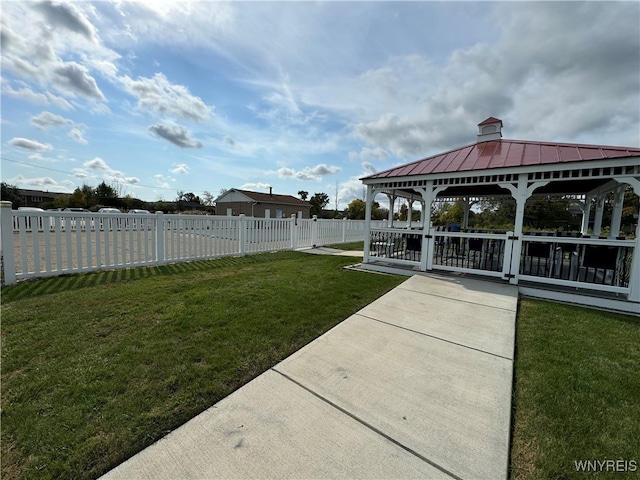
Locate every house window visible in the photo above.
<box><xmin>276</xmin><ymin>209</ymin><xmax>283</xmax><ymax>218</ymax></box>
<box><xmin>226</xmin><ymin>208</ymin><xmax>233</xmax><ymax>216</ymax></box>
<box><xmin>31</xmin><ymin>196</ymin><xmax>43</xmax><ymax>202</ymax></box>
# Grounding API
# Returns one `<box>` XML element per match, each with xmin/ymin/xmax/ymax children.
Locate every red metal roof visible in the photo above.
<box><xmin>363</xmin><ymin>139</ymin><xmax>640</xmax><ymax>180</ymax></box>
<box><xmin>478</xmin><ymin>116</ymin><xmax>503</xmax><ymax>126</ymax></box>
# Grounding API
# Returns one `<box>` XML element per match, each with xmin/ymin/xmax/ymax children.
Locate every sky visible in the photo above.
<box><xmin>1</xmin><ymin>1</ymin><xmax>639</xmax><ymax>209</ymax></box>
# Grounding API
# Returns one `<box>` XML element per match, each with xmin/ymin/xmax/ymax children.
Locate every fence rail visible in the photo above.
<box><xmin>0</xmin><ymin>205</ymin><xmax>374</xmax><ymax>285</ymax></box>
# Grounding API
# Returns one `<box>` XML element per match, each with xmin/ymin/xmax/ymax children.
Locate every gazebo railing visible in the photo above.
<box><xmin>367</xmin><ymin>226</ymin><xmax>635</xmax><ymax>296</ymax></box>
<box><xmin>430</xmin><ymin>229</ymin><xmax>509</xmax><ymax>278</ymax></box>
<box><xmin>519</xmin><ymin>234</ymin><xmax>634</xmax><ymax>294</ymax></box>
<box><xmin>368</xmin><ymin>228</ymin><xmax>423</xmax><ymax>266</ymax></box>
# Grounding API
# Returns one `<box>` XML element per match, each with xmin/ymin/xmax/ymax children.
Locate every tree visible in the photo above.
<box><xmin>202</xmin><ymin>191</ymin><xmax>215</xmax><ymax>206</ymax></box>
<box><xmin>95</xmin><ymin>181</ymin><xmax>117</xmax><ymax>201</ymax></box>
<box><xmin>346</xmin><ymin>198</ymin><xmax>366</xmax><ymax>219</ymax></box>
<box><xmin>68</xmin><ymin>188</ymin><xmax>86</xmax><ymax>207</ymax></box>
<box><xmin>0</xmin><ymin>182</ymin><xmax>24</xmax><ymax>209</ymax></box>
<box><xmin>346</xmin><ymin>198</ymin><xmax>390</xmax><ymax>220</ymax></box>
<box><xmin>81</xmin><ymin>184</ymin><xmax>97</xmax><ymax>207</ymax></box>
<box><xmin>309</xmin><ymin>192</ymin><xmax>329</xmax><ymax>217</ymax></box>
<box><xmin>298</xmin><ymin>190</ymin><xmax>309</xmax><ymax>201</ymax></box>
<box><xmin>177</xmin><ymin>192</ymin><xmax>201</xmax><ymax>204</ymax></box>
<box><xmin>433</xmin><ymin>201</ymin><xmax>464</xmax><ymax>227</ymax></box>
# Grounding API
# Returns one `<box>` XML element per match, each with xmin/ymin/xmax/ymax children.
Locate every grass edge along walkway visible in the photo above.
<box><xmin>510</xmin><ymin>298</ymin><xmax>639</xmax><ymax>479</ymax></box>
<box><xmin>1</xmin><ymin>251</ymin><xmax>404</xmax><ymax>480</ymax></box>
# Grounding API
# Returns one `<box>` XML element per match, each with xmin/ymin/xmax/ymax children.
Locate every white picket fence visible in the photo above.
<box><xmin>0</xmin><ymin>204</ymin><xmax>375</xmax><ymax>285</ymax></box>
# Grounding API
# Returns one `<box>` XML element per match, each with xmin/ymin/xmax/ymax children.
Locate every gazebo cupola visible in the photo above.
<box><xmin>477</xmin><ymin>117</ymin><xmax>503</xmax><ymax>142</ymax></box>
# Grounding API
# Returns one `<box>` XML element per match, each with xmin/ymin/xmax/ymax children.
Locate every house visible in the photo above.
<box><xmin>17</xmin><ymin>189</ymin><xmax>68</xmax><ymax>208</ymax></box>
<box><xmin>359</xmin><ymin>117</ymin><xmax>640</xmax><ymax>313</ymax></box>
<box><xmin>215</xmin><ymin>188</ymin><xmax>311</xmax><ymax>219</ymax></box>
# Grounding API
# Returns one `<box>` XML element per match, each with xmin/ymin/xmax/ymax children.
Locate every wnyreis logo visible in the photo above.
<box><xmin>574</xmin><ymin>459</ymin><xmax>638</xmax><ymax>472</ymax></box>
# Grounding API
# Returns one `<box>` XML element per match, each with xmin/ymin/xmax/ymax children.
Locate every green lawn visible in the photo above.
<box><xmin>2</xmin><ymin>253</ymin><xmax>639</xmax><ymax>480</ymax></box>
<box><xmin>1</xmin><ymin>251</ymin><xmax>403</xmax><ymax>480</ymax></box>
<box><xmin>511</xmin><ymin>299</ymin><xmax>640</xmax><ymax>479</ymax></box>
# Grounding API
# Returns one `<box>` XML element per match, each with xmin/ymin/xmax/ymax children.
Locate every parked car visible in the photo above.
<box><xmin>64</xmin><ymin>207</ymin><xmax>91</xmax><ymax>212</ymax></box>
<box><xmin>16</xmin><ymin>207</ymin><xmax>46</xmax><ymax>229</ymax></box>
<box><xmin>128</xmin><ymin>209</ymin><xmax>151</xmax><ymax>214</ymax></box>
<box><xmin>97</xmin><ymin>207</ymin><xmax>122</xmax><ymax>229</ymax></box>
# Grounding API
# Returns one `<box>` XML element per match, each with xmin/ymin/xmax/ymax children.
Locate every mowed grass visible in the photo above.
<box><xmin>4</xmin><ymin>251</ymin><xmax>639</xmax><ymax>480</ymax></box>
<box><xmin>1</xmin><ymin>251</ymin><xmax>404</xmax><ymax>480</ymax></box>
<box><xmin>511</xmin><ymin>299</ymin><xmax>640</xmax><ymax>479</ymax></box>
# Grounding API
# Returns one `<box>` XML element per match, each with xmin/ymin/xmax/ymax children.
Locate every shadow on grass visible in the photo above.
<box><xmin>1</xmin><ymin>251</ymin><xmax>306</xmax><ymax>303</ymax></box>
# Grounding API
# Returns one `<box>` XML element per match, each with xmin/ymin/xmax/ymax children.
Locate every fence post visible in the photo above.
<box><xmin>311</xmin><ymin>215</ymin><xmax>318</xmax><ymax>248</ymax></box>
<box><xmin>342</xmin><ymin>217</ymin><xmax>347</xmax><ymax>243</ymax></box>
<box><xmin>1</xmin><ymin>201</ymin><xmax>16</xmax><ymax>285</ymax></box>
<box><xmin>156</xmin><ymin>211</ymin><xmax>166</xmax><ymax>265</ymax></box>
<box><xmin>239</xmin><ymin>215</ymin><xmax>247</xmax><ymax>256</ymax></box>
<box><xmin>290</xmin><ymin>214</ymin><xmax>298</xmax><ymax>250</ymax></box>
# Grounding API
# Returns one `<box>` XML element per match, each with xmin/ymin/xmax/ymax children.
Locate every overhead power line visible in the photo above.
<box><xmin>0</xmin><ymin>156</ymin><xmax>216</xmax><ymax>197</ymax></box>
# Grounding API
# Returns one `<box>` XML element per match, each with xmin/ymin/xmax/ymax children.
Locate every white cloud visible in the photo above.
<box><xmin>170</xmin><ymin>163</ymin><xmax>189</xmax><ymax>175</ymax></box>
<box><xmin>8</xmin><ymin>174</ymin><xmax>60</xmax><ymax>189</ymax></box>
<box><xmin>121</xmin><ymin>73</ymin><xmax>213</xmax><ymax>122</ymax></box>
<box><xmin>10</xmin><ymin>137</ymin><xmax>53</xmax><ymax>151</ymax></box>
<box><xmin>68</xmin><ymin>128</ymin><xmax>88</xmax><ymax>144</ymax></box>
<box><xmin>33</xmin><ymin>1</ymin><xmax>98</xmax><ymax>42</ymax></box>
<box><xmin>240</xmin><ymin>182</ymin><xmax>271</xmax><ymax>191</ymax></box>
<box><xmin>84</xmin><ymin>157</ymin><xmax>110</xmax><ymax>170</ymax></box>
<box><xmin>348</xmin><ymin>146</ymin><xmax>389</xmax><ymax>162</ymax></box>
<box><xmin>52</xmin><ymin>61</ymin><xmax>105</xmax><ymax>100</ymax></box>
<box><xmin>78</xmin><ymin>157</ymin><xmax>139</xmax><ymax>185</ymax></box>
<box><xmin>362</xmin><ymin>162</ymin><xmax>376</xmax><ymax>175</ymax></box>
<box><xmin>3</xmin><ymin>86</ymin><xmax>74</xmax><ymax>110</ymax></box>
<box><xmin>149</xmin><ymin>124</ymin><xmax>203</xmax><ymax>148</ymax></box>
<box><xmin>277</xmin><ymin>163</ymin><xmax>341</xmax><ymax>181</ymax></box>
<box><xmin>31</xmin><ymin>111</ymin><xmax>73</xmax><ymax>130</ymax></box>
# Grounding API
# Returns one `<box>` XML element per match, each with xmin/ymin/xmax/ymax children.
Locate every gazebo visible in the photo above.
<box><xmin>360</xmin><ymin>118</ymin><xmax>640</xmax><ymax>314</ymax></box>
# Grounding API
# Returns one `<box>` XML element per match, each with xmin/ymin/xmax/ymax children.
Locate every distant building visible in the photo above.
<box><xmin>215</xmin><ymin>188</ymin><xmax>311</xmax><ymax>218</ymax></box>
<box><xmin>17</xmin><ymin>189</ymin><xmax>68</xmax><ymax>208</ymax></box>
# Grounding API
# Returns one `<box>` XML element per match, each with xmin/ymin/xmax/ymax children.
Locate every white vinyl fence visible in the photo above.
<box><xmin>0</xmin><ymin>203</ymin><xmax>373</xmax><ymax>285</ymax></box>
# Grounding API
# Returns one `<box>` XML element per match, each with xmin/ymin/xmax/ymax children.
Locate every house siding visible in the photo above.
<box><xmin>217</xmin><ymin>201</ymin><xmax>310</xmax><ymax>218</ymax></box>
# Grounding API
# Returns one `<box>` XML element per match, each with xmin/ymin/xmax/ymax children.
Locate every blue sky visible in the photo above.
<box><xmin>2</xmin><ymin>1</ymin><xmax>639</xmax><ymax>208</ymax></box>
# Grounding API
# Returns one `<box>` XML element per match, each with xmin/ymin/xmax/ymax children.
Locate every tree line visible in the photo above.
<box><xmin>0</xmin><ymin>182</ymin><xmax>216</xmax><ymax>213</ymax></box>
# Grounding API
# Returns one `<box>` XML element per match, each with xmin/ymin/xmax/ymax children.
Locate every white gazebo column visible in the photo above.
<box><xmin>508</xmin><ymin>176</ymin><xmax>528</xmax><ymax>285</ymax></box>
<box><xmin>500</xmin><ymin>174</ymin><xmax>550</xmax><ymax>285</ymax></box>
<box><xmin>363</xmin><ymin>185</ymin><xmax>375</xmax><ymax>264</ymax></box>
<box><xmin>386</xmin><ymin>193</ymin><xmax>396</xmax><ymax>228</ymax></box>
<box><xmin>462</xmin><ymin>197</ymin><xmax>471</xmax><ymax>230</ymax></box>
<box><xmin>620</xmin><ymin>177</ymin><xmax>640</xmax><ymax>303</ymax></box>
<box><xmin>580</xmin><ymin>196</ymin><xmax>592</xmax><ymax>236</ymax></box>
<box><xmin>416</xmin><ymin>182</ymin><xmax>441</xmax><ymax>272</ymax></box>
<box><xmin>592</xmin><ymin>195</ymin><xmax>606</xmax><ymax>236</ymax></box>
<box><xmin>609</xmin><ymin>185</ymin><xmax>626</xmax><ymax>238</ymax></box>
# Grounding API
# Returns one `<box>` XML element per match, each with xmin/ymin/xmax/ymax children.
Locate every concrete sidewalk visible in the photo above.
<box><xmin>102</xmin><ymin>274</ymin><xmax>518</xmax><ymax>480</ymax></box>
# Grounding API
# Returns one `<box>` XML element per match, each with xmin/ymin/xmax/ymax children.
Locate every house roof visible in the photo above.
<box><xmin>217</xmin><ymin>189</ymin><xmax>310</xmax><ymax>207</ymax></box>
<box><xmin>18</xmin><ymin>189</ymin><xmax>67</xmax><ymax>198</ymax></box>
<box><xmin>363</xmin><ymin>139</ymin><xmax>640</xmax><ymax>180</ymax></box>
